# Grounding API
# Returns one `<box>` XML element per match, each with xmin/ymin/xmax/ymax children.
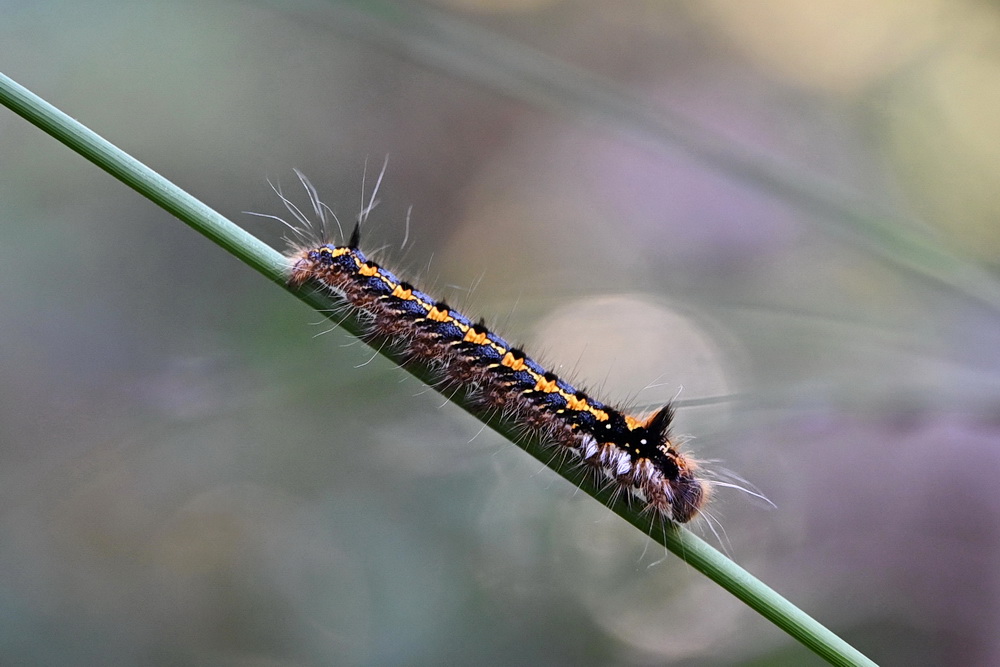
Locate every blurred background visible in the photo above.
<box><xmin>2</xmin><ymin>1</ymin><xmax>1000</xmax><ymax>664</ymax></box>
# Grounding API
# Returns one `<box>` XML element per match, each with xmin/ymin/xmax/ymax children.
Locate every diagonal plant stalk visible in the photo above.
<box><xmin>0</xmin><ymin>72</ymin><xmax>877</xmax><ymax>667</ymax></box>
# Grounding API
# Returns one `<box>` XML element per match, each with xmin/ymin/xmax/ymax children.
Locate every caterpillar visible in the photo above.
<box><xmin>283</xmin><ymin>211</ymin><xmax>708</xmax><ymax>524</ymax></box>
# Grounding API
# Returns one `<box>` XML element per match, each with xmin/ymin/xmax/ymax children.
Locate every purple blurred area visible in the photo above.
<box><xmin>2</xmin><ymin>1</ymin><xmax>999</xmax><ymax>664</ymax></box>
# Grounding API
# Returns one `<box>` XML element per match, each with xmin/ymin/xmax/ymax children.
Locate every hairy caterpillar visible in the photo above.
<box><xmin>282</xmin><ymin>195</ymin><xmax>708</xmax><ymax>523</ymax></box>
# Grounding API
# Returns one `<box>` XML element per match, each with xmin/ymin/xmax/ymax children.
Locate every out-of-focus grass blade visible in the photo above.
<box><xmin>290</xmin><ymin>0</ymin><xmax>1000</xmax><ymax>314</ymax></box>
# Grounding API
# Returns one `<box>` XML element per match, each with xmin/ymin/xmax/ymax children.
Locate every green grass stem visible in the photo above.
<box><xmin>1</xmin><ymin>70</ymin><xmax>876</xmax><ymax>667</ymax></box>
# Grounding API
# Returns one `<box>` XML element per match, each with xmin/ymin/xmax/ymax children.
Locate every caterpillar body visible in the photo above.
<box><xmin>286</xmin><ymin>224</ymin><xmax>708</xmax><ymax>523</ymax></box>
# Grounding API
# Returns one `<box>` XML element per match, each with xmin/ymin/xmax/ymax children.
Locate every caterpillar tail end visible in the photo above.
<box><xmin>287</xmin><ymin>251</ymin><xmax>315</xmax><ymax>288</ymax></box>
